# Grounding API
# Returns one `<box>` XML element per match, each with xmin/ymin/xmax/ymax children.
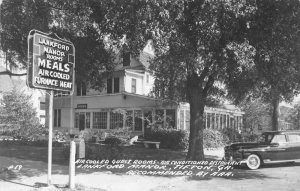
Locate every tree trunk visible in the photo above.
<box><xmin>186</xmin><ymin>86</ymin><xmax>205</xmax><ymax>161</ymax></box>
<box><xmin>272</xmin><ymin>97</ymin><xmax>280</xmax><ymax>131</ymax></box>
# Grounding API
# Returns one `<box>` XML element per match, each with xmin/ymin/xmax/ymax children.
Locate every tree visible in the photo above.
<box><xmin>246</xmin><ymin>0</ymin><xmax>300</xmax><ymax>131</ymax></box>
<box><xmin>0</xmin><ymin>0</ymin><xmax>115</xmax><ymax>89</ymax></box>
<box><xmin>0</xmin><ymin>0</ymin><xmax>51</xmax><ymax>70</ymax></box>
<box><xmin>1</xmin><ymin>0</ymin><xmax>257</xmax><ymax>160</ymax></box>
<box><xmin>0</xmin><ymin>87</ymin><xmax>41</xmax><ymax>138</ymax></box>
<box><xmin>4</xmin><ymin>0</ymin><xmax>300</xmax><ymax>160</ymax></box>
<box><xmin>111</xmin><ymin>0</ymin><xmax>257</xmax><ymax>160</ymax></box>
<box><xmin>239</xmin><ymin>98</ymin><xmax>272</xmax><ymax>134</ymax></box>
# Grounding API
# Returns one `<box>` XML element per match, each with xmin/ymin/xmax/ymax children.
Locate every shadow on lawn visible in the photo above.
<box><xmin>0</xmin><ymin>144</ymin><xmax>68</xmax><ymax>165</ymax></box>
<box><xmin>1</xmin><ymin>144</ymin><xmax>281</xmax><ymax>182</ymax></box>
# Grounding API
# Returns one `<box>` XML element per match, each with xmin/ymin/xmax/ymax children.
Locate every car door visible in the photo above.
<box><xmin>286</xmin><ymin>134</ymin><xmax>300</xmax><ymax>160</ymax></box>
<box><xmin>267</xmin><ymin>134</ymin><xmax>290</xmax><ymax>161</ymax></box>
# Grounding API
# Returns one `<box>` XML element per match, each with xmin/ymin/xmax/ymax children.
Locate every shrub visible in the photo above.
<box><xmin>145</xmin><ymin>128</ymin><xmax>189</xmax><ymax>150</ymax></box>
<box><xmin>79</xmin><ymin>129</ymin><xmax>94</xmax><ymax>142</ymax></box>
<box><xmin>220</xmin><ymin>128</ymin><xmax>242</xmax><ymax>143</ymax></box>
<box><xmin>203</xmin><ymin>129</ymin><xmax>229</xmax><ymax>149</ymax></box>
<box><xmin>61</xmin><ymin>143</ymin><xmax>125</xmax><ymax>160</ymax></box>
<box><xmin>104</xmin><ymin>136</ymin><xmax>127</xmax><ymax>146</ymax></box>
<box><xmin>0</xmin><ymin>87</ymin><xmax>42</xmax><ymax>140</ymax></box>
<box><xmin>54</xmin><ymin>130</ymin><xmax>68</xmax><ymax>142</ymax></box>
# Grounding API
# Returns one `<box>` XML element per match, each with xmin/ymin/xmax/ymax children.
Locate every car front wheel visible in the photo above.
<box><xmin>246</xmin><ymin>154</ymin><xmax>261</xmax><ymax>170</ymax></box>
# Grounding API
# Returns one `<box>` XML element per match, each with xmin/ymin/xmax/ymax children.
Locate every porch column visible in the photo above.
<box><xmin>163</xmin><ymin>110</ymin><xmax>166</xmax><ymax>128</ymax></box>
<box><xmin>234</xmin><ymin>116</ymin><xmax>237</xmax><ymax>130</ymax></box>
<box><xmin>152</xmin><ymin>110</ymin><xmax>155</xmax><ymax>128</ymax></box>
<box><xmin>123</xmin><ymin>111</ymin><xmax>126</xmax><ymax>129</ymax></box>
<box><xmin>221</xmin><ymin>114</ymin><xmax>223</xmax><ymax>129</ymax></box>
<box><xmin>218</xmin><ymin>114</ymin><xmax>221</xmax><ymax>129</ymax></box>
<box><xmin>90</xmin><ymin>112</ymin><xmax>93</xmax><ymax>129</ymax></box>
<box><xmin>214</xmin><ymin>113</ymin><xmax>216</xmax><ymax>129</ymax></box>
<box><xmin>237</xmin><ymin>116</ymin><xmax>241</xmax><ymax>131</ymax></box>
<box><xmin>210</xmin><ymin>113</ymin><xmax>212</xmax><ymax>129</ymax></box>
<box><xmin>205</xmin><ymin>112</ymin><xmax>208</xmax><ymax>129</ymax></box>
<box><xmin>107</xmin><ymin>111</ymin><xmax>110</xmax><ymax>130</ymax></box>
<box><xmin>241</xmin><ymin>116</ymin><xmax>243</xmax><ymax>129</ymax></box>
<box><xmin>225</xmin><ymin>114</ymin><xmax>228</xmax><ymax>128</ymax></box>
<box><xmin>183</xmin><ymin>110</ymin><xmax>186</xmax><ymax>130</ymax></box>
<box><xmin>142</xmin><ymin>111</ymin><xmax>145</xmax><ymax>134</ymax></box>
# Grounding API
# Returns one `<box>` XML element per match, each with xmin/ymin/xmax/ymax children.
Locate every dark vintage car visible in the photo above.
<box><xmin>224</xmin><ymin>131</ymin><xmax>300</xmax><ymax>170</ymax></box>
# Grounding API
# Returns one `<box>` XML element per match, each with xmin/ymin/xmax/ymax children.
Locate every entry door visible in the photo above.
<box><xmin>79</xmin><ymin>113</ymin><xmax>85</xmax><ymax>131</ymax></box>
<box><xmin>144</xmin><ymin>111</ymin><xmax>152</xmax><ymax>137</ymax></box>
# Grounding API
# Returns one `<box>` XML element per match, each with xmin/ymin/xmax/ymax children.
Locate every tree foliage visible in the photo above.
<box><xmin>0</xmin><ymin>87</ymin><xmax>42</xmax><ymax>138</ymax></box>
<box><xmin>0</xmin><ymin>0</ymin><xmax>115</xmax><ymax>90</ymax></box>
<box><xmin>2</xmin><ymin>0</ymin><xmax>300</xmax><ymax>160</ymax></box>
<box><xmin>229</xmin><ymin>0</ymin><xmax>300</xmax><ymax>130</ymax></box>
<box><xmin>0</xmin><ymin>0</ymin><xmax>51</xmax><ymax>68</ymax></box>
<box><xmin>115</xmin><ymin>0</ymin><xmax>257</xmax><ymax>160</ymax></box>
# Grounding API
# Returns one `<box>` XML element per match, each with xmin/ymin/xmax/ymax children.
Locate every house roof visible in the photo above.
<box><xmin>114</xmin><ymin>51</ymin><xmax>155</xmax><ymax>73</ymax></box>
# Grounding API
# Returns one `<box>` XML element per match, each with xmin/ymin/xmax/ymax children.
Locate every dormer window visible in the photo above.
<box><xmin>123</xmin><ymin>52</ymin><xmax>130</xmax><ymax>67</ymax></box>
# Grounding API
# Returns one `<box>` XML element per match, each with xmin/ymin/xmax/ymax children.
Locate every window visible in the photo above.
<box><xmin>126</xmin><ymin>111</ymin><xmax>133</xmax><ymax>130</ymax></box>
<box><xmin>75</xmin><ymin>113</ymin><xmax>79</xmax><ymax>128</ymax></box>
<box><xmin>114</xmin><ymin>77</ymin><xmax>120</xmax><ymax>93</ymax></box>
<box><xmin>288</xmin><ymin>134</ymin><xmax>300</xmax><ymax>143</ymax></box>
<box><xmin>134</xmin><ymin>110</ymin><xmax>142</xmax><ymax>131</ymax></box>
<box><xmin>107</xmin><ymin>78</ymin><xmax>120</xmax><ymax>93</ymax></box>
<box><xmin>271</xmin><ymin>134</ymin><xmax>287</xmax><ymax>143</ymax></box>
<box><xmin>185</xmin><ymin>110</ymin><xmax>190</xmax><ymax>130</ymax></box>
<box><xmin>144</xmin><ymin>111</ymin><xmax>152</xmax><ymax>129</ymax></box>
<box><xmin>155</xmin><ymin>109</ymin><xmax>164</xmax><ymax>128</ymax></box>
<box><xmin>131</xmin><ymin>78</ymin><xmax>136</xmax><ymax>93</ymax></box>
<box><xmin>77</xmin><ymin>82</ymin><xmax>86</xmax><ymax>96</ymax></box>
<box><xmin>107</xmin><ymin>79</ymin><xmax>112</xmax><ymax>93</ymax></box>
<box><xmin>110</xmin><ymin>112</ymin><xmax>123</xmax><ymax>129</ymax></box>
<box><xmin>146</xmin><ymin>74</ymin><xmax>149</xmax><ymax>84</ymax></box>
<box><xmin>166</xmin><ymin>109</ymin><xmax>176</xmax><ymax>128</ymax></box>
<box><xmin>85</xmin><ymin>112</ymin><xmax>90</xmax><ymax>129</ymax></box>
<box><xmin>54</xmin><ymin>109</ymin><xmax>61</xmax><ymax>127</ymax></box>
<box><xmin>180</xmin><ymin>110</ymin><xmax>185</xmax><ymax>129</ymax></box>
<box><xmin>93</xmin><ymin>112</ymin><xmax>107</xmax><ymax>129</ymax></box>
<box><xmin>123</xmin><ymin>52</ymin><xmax>130</xmax><ymax>66</ymax></box>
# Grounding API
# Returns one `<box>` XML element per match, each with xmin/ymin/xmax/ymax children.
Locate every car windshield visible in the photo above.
<box><xmin>257</xmin><ymin>134</ymin><xmax>274</xmax><ymax>143</ymax></box>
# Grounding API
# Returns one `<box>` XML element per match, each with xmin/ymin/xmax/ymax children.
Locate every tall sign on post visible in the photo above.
<box><xmin>27</xmin><ymin>30</ymin><xmax>75</xmax><ymax>92</ymax></box>
<box><xmin>27</xmin><ymin>30</ymin><xmax>75</xmax><ymax>186</ymax></box>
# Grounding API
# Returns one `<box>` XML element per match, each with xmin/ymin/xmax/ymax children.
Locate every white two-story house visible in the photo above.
<box><xmin>52</xmin><ymin>43</ymin><xmax>181</xmax><ymax>136</ymax></box>
<box><xmin>52</xmin><ymin>42</ymin><xmax>245</xmax><ymax>136</ymax></box>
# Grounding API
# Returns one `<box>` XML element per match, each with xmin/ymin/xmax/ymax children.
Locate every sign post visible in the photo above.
<box><xmin>27</xmin><ymin>30</ymin><xmax>75</xmax><ymax>187</ymax></box>
<box><xmin>48</xmin><ymin>90</ymin><xmax>54</xmax><ymax>185</ymax></box>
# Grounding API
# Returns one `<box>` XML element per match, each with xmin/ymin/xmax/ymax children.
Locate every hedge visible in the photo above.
<box><xmin>145</xmin><ymin>128</ymin><xmax>189</xmax><ymax>150</ymax></box>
